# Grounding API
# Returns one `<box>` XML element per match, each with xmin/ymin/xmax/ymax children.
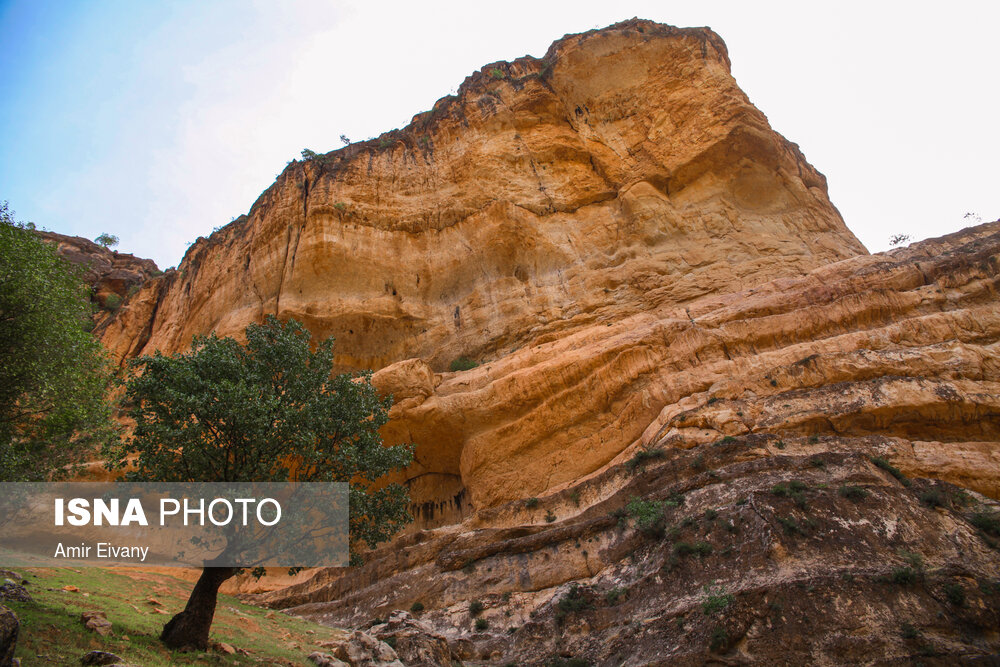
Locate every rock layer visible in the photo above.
<box><xmin>251</xmin><ymin>218</ymin><xmax>1000</xmax><ymax>664</ymax></box>
<box><xmin>97</xmin><ymin>19</ymin><xmax>868</xmax><ymax>524</ymax></box>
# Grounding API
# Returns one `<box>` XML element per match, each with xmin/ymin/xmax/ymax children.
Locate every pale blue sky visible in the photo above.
<box><xmin>2</xmin><ymin>0</ymin><xmax>997</xmax><ymax>269</ymax></box>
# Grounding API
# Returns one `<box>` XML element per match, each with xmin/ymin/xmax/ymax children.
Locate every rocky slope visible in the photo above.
<box><xmin>257</xmin><ymin>222</ymin><xmax>1000</xmax><ymax>664</ymax></box>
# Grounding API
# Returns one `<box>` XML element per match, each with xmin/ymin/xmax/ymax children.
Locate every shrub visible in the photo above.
<box><xmin>701</xmin><ymin>586</ymin><xmax>733</xmax><ymax>615</ymax></box>
<box><xmin>488</xmin><ymin>67</ymin><xmax>506</xmax><ymax>80</ymax></box>
<box><xmin>870</xmin><ymin>456</ymin><xmax>911</xmax><ymax>486</ymax></box>
<box><xmin>604</xmin><ymin>587</ymin><xmax>627</xmax><ymax>604</ymax></box>
<box><xmin>944</xmin><ymin>583</ymin><xmax>965</xmax><ymax>606</ymax></box>
<box><xmin>673</xmin><ymin>542</ymin><xmax>699</xmax><ymax>558</ymax></box>
<box><xmin>778</xmin><ymin>516</ymin><xmax>804</xmax><ymax>535</ymax></box>
<box><xmin>900</xmin><ymin>550</ymin><xmax>924</xmax><ymax>570</ymax></box>
<box><xmin>891</xmin><ymin>567</ymin><xmax>918</xmax><ymax>585</ymax></box>
<box><xmin>951</xmin><ymin>489</ymin><xmax>974</xmax><ymax>506</ymax></box>
<box><xmin>900</xmin><ymin>622</ymin><xmax>919</xmax><ymax>639</ymax></box>
<box><xmin>626</xmin><ymin>497</ymin><xmax>666</xmax><ymax>537</ymax></box>
<box><xmin>410</xmin><ymin>601</ymin><xmax>424</xmax><ymax>613</ymax></box>
<box><xmin>556</xmin><ymin>584</ymin><xmax>592</xmax><ymax>621</ymax></box>
<box><xmin>469</xmin><ymin>600</ymin><xmax>484</xmax><ymax>616</ymax></box>
<box><xmin>704</xmin><ymin>509</ymin><xmax>718</xmax><ymax>521</ymax></box>
<box><xmin>970</xmin><ymin>511</ymin><xmax>1000</xmax><ymax>536</ymax></box>
<box><xmin>775</xmin><ymin>440</ymin><xmax>786</xmax><ymax>450</ymax></box>
<box><xmin>103</xmin><ymin>293</ymin><xmax>122</xmax><ymax>312</ymax></box>
<box><xmin>838</xmin><ymin>485</ymin><xmax>869</xmax><ymax>502</ymax></box>
<box><xmin>919</xmin><ymin>490</ymin><xmax>946</xmax><ymax>508</ymax></box>
<box><xmin>545</xmin><ymin>510</ymin><xmax>557</xmax><ymax>523</ymax></box>
<box><xmin>808</xmin><ymin>435</ymin><xmax>819</xmax><ymax>444</ymax></box>
<box><xmin>626</xmin><ymin>447</ymin><xmax>666</xmax><ymax>471</ymax></box>
<box><xmin>449</xmin><ymin>356</ymin><xmax>479</xmax><ymax>372</ymax></box>
<box><xmin>690</xmin><ymin>453</ymin><xmax>706</xmax><ymax>471</ymax></box>
<box><xmin>474</xmin><ymin>617</ymin><xmax>488</xmax><ymax>631</ymax></box>
<box><xmin>810</xmin><ymin>458</ymin><xmax>826</xmax><ymax>469</ymax></box>
<box><xmin>569</xmin><ymin>489</ymin><xmax>581</xmax><ymax>506</ymax></box>
<box><xmin>772</xmin><ymin>481</ymin><xmax>809</xmax><ymax>509</ymax></box>
<box><xmin>525</xmin><ymin>497</ymin><xmax>539</xmax><ymax>509</ymax></box>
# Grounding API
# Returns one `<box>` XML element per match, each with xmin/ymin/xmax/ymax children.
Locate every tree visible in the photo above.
<box><xmin>94</xmin><ymin>233</ymin><xmax>118</xmax><ymax>249</ymax></box>
<box><xmin>0</xmin><ymin>202</ymin><xmax>117</xmax><ymax>481</ymax></box>
<box><xmin>107</xmin><ymin>315</ymin><xmax>414</xmax><ymax>650</ymax></box>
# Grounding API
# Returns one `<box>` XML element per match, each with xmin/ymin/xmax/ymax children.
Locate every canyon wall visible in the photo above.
<box><xmin>82</xmin><ymin>19</ymin><xmax>1000</xmax><ymax>663</ymax></box>
<box><xmin>96</xmin><ymin>19</ymin><xmax>869</xmax><ymax>524</ymax></box>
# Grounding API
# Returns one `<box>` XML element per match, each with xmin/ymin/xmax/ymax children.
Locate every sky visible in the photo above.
<box><xmin>1</xmin><ymin>0</ymin><xmax>997</xmax><ymax>269</ymax></box>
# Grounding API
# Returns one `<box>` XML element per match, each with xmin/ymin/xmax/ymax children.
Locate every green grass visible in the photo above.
<box><xmin>6</xmin><ymin>568</ymin><xmax>347</xmax><ymax>666</ymax></box>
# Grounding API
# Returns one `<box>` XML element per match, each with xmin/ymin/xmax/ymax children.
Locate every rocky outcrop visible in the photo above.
<box><xmin>0</xmin><ymin>605</ymin><xmax>17</xmax><ymax>667</ymax></box>
<box><xmin>77</xmin><ymin>17</ymin><xmax>1000</xmax><ymax>666</ymax></box>
<box><xmin>96</xmin><ymin>18</ymin><xmax>868</xmax><ymax>526</ymax></box>
<box><xmin>35</xmin><ymin>230</ymin><xmax>160</xmax><ymax>313</ymax></box>
<box><xmin>259</xmin><ymin>433</ymin><xmax>1000</xmax><ymax>664</ymax></box>
<box><xmin>253</xmin><ymin>221</ymin><xmax>1000</xmax><ymax>663</ymax></box>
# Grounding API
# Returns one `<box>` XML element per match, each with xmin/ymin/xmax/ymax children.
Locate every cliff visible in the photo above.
<box><xmin>84</xmin><ymin>18</ymin><xmax>1000</xmax><ymax>664</ymax></box>
<box><xmin>259</xmin><ymin>222</ymin><xmax>1000</xmax><ymax>664</ymax></box>
<box><xmin>97</xmin><ymin>18</ymin><xmax>866</xmax><ymax>524</ymax></box>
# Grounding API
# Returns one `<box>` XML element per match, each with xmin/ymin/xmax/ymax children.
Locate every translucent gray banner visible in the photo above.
<box><xmin>0</xmin><ymin>483</ymin><xmax>348</xmax><ymax>567</ymax></box>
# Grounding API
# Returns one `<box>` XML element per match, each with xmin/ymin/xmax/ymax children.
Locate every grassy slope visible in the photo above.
<box><xmin>4</xmin><ymin>568</ymin><xmax>346</xmax><ymax>666</ymax></box>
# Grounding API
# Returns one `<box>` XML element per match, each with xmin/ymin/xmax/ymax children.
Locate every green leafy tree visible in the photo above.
<box><xmin>94</xmin><ymin>232</ymin><xmax>118</xmax><ymax>248</ymax></box>
<box><xmin>107</xmin><ymin>315</ymin><xmax>414</xmax><ymax>650</ymax></box>
<box><xmin>0</xmin><ymin>201</ymin><xmax>117</xmax><ymax>480</ymax></box>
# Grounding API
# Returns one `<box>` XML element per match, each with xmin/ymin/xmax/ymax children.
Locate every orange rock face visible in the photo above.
<box><xmin>99</xmin><ymin>19</ymin><xmax>872</xmax><ymax>524</ymax></box>
<box><xmin>36</xmin><ymin>231</ymin><xmax>159</xmax><ymax>311</ymax></box>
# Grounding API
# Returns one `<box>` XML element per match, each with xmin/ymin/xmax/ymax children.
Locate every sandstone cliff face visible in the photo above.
<box><xmin>98</xmin><ymin>20</ymin><xmax>864</xmax><ymax>370</ymax></box>
<box><xmin>85</xmin><ymin>18</ymin><xmax>1000</xmax><ymax>664</ymax></box>
<box><xmin>254</xmin><ymin>222</ymin><xmax>1000</xmax><ymax>665</ymax></box>
<box><xmin>98</xmin><ymin>19</ymin><xmax>867</xmax><ymax>525</ymax></box>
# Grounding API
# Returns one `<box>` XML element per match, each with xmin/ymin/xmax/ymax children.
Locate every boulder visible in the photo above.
<box><xmin>307</xmin><ymin>652</ymin><xmax>348</xmax><ymax>667</ymax></box>
<box><xmin>332</xmin><ymin>630</ymin><xmax>403</xmax><ymax>666</ymax></box>
<box><xmin>80</xmin><ymin>651</ymin><xmax>123</xmax><ymax>665</ymax></box>
<box><xmin>0</xmin><ymin>605</ymin><xmax>18</xmax><ymax>667</ymax></box>
<box><xmin>80</xmin><ymin>611</ymin><xmax>112</xmax><ymax>636</ymax></box>
<box><xmin>371</xmin><ymin>611</ymin><xmax>451</xmax><ymax>667</ymax></box>
<box><xmin>0</xmin><ymin>586</ymin><xmax>30</xmax><ymax>604</ymax></box>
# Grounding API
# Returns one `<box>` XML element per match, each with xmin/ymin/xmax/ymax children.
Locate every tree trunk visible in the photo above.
<box><xmin>160</xmin><ymin>566</ymin><xmax>237</xmax><ymax>650</ymax></box>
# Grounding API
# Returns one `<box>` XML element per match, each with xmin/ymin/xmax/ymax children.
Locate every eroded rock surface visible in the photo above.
<box><xmin>253</xmin><ymin>219</ymin><xmax>1000</xmax><ymax>664</ymax></box>
<box><xmin>96</xmin><ymin>18</ymin><xmax>873</xmax><ymax>527</ymax></box>
<box><xmin>260</xmin><ymin>435</ymin><xmax>1000</xmax><ymax>664</ymax></box>
<box><xmin>35</xmin><ymin>231</ymin><xmax>160</xmax><ymax>313</ymax></box>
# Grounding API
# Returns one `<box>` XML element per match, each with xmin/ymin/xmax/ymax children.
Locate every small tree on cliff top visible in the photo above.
<box><xmin>107</xmin><ymin>315</ymin><xmax>414</xmax><ymax>650</ymax></box>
